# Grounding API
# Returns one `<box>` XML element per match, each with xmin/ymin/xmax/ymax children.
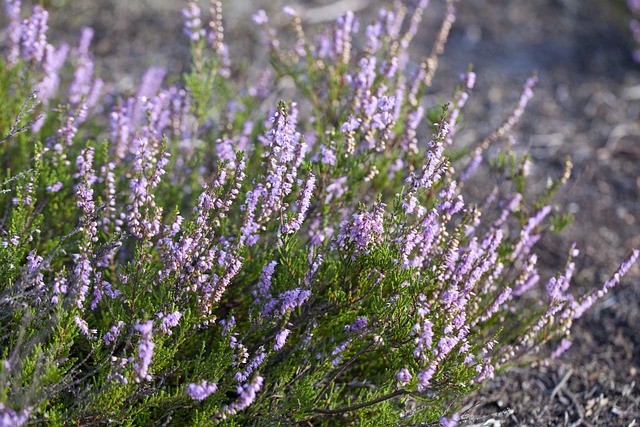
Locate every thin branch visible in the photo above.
<box><xmin>311</xmin><ymin>389</ymin><xmax>409</xmax><ymax>415</ymax></box>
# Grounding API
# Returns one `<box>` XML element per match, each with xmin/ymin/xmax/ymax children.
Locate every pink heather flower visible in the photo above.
<box><xmin>133</xmin><ymin>320</ymin><xmax>155</xmax><ymax>382</ymax></box>
<box><xmin>396</xmin><ymin>368</ymin><xmax>412</xmax><ymax>384</ymax></box>
<box><xmin>274</xmin><ymin>328</ymin><xmax>290</xmax><ymax>351</ymax></box>
<box><xmin>186</xmin><ymin>380</ymin><xmax>218</xmax><ymax>401</ymax></box>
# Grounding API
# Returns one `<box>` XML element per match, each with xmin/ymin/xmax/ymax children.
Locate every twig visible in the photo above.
<box><xmin>311</xmin><ymin>389</ymin><xmax>408</xmax><ymax>415</ymax></box>
<box><xmin>550</xmin><ymin>367</ymin><xmax>573</xmax><ymax>401</ymax></box>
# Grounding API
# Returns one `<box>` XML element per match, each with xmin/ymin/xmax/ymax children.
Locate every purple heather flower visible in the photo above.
<box><xmin>159</xmin><ymin>311</ymin><xmax>182</xmax><ymax>335</ymax></box>
<box><xmin>417</xmin><ymin>366</ymin><xmax>436</xmax><ymax>391</ymax></box>
<box><xmin>51</xmin><ymin>275</ymin><xmax>67</xmax><ymax>304</ymax></box>
<box><xmin>324</xmin><ymin>176</ymin><xmax>348</xmax><ymax>204</ymax></box>
<box><xmin>572</xmin><ymin>249</ymin><xmax>639</xmax><ymax>319</ymax></box>
<box><xmin>0</xmin><ymin>403</ymin><xmax>30</xmax><ymax>427</ymax></box>
<box><xmin>440</xmin><ymin>413</ymin><xmax>460</xmax><ymax>427</ymax></box>
<box><xmin>182</xmin><ymin>2</ymin><xmax>205</xmax><ymax>41</ymax></box>
<box><xmin>186</xmin><ymin>380</ymin><xmax>218</xmax><ymax>401</ymax></box>
<box><xmin>75</xmin><ymin>315</ymin><xmax>96</xmax><ymax>340</ymax></box>
<box><xmin>252</xmin><ymin>10</ymin><xmax>268</xmax><ymax>25</ymax></box>
<box><xmin>133</xmin><ymin>320</ymin><xmax>155</xmax><ymax>382</ymax></box>
<box><xmin>320</xmin><ymin>144</ymin><xmax>336</xmax><ymax>166</ymax></box>
<box><xmin>550</xmin><ymin>338</ymin><xmax>572</xmax><ymax>359</ymax></box>
<box><xmin>413</xmin><ymin>318</ymin><xmax>434</xmax><ymax>361</ymax></box>
<box><xmin>336</xmin><ymin>202</ymin><xmax>386</xmax><ymax>256</ymax></box>
<box><xmin>68</xmin><ymin>27</ymin><xmax>95</xmax><ymax>105</ymax></box>
<box><xmin>5</xmin><ymin>0</ymin><xmax>22</xmax><ymax>65</ymax></box>
<box><xmin>396</xmin><ymin>368</ymin><xmax>412</xmax><ymax>384</ymax></box>
<box><xmin>345</xmin><ymin>317</ymin><xmax>368</xmax><ymax>334</ymax></box>
<box><xmin>512</xmin><ymin>205</ymin><xmax>551</xmax><ymax>261</ymax></box>
<box><xmin>466</xmin><ymin>71</ymin><xmax>476</xmax><ymax>89</ymax></box>
<box><xmin>277</xmin><ymin>288</ymin><xmax>311</xmax><ymax>316</ymax></box>
<box><xmin>36</xmin><ymin>42</ymin><xmax>69</xmax><ymax>104</ymax></box>
<box><xmin>274</xmin><ymin>328</ymin><xmax>290</xmax><ymax>351</ymax></box>
<box><xmin>219</xmin><ymin>376</ymin><xmax>264</xmax><ymax>418</ymax></box>
<box><xmin>137</xmin><ymin>67</ymin><xmax>166</xmax><ymax>100</ymax></box>
<box><xmin>479</xmin><ymin>287</ymin><xmax>512</xmax><ymax>322</ymax></box>
<box><xmin>473</xmin><ymin>358</ymin><xmax>495</xmax><ymax>382</ymax></box>
<box><xmin>20</xmin><ymin>5</ymin><xmax>48</xmax><ymax>63</ymax></box>
<box><xmin>283</xmin><ymin>172</ymin><xmax>316</xmax><ymax>234</ymax></box>
<box><xmin>103</xmin><ymin>321</ymin><xmax>125</xmax><ymax>346</ymax></box>
<box><xmin>235</xmin><ymin>348</ymin><xmax>266</xmax><ymax>382</ymax></box>
<box><xmin>256</xmin><ymin>261</ymin><xmax>277</xmax><ymax>299</ymax></box>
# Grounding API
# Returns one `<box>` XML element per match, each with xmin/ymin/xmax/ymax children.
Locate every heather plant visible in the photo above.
<box><xmin>1</xmin><ymin>0</ymin><xmax>638</xmax><ymax>426</ymax></box>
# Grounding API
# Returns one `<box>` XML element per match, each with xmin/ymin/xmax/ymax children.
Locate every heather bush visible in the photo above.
<box><xmin>1</xmin><ymin>1</ymin><xmax>638</xmax><ymax>426</ymax></box>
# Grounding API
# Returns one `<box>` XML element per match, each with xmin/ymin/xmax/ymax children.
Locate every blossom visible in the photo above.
<box><xmin>336</xmin><ymin>202</ymin><xmax>386</xmax><ymax>256</ymax></box>
<box><xmin>103</xmin><ymin>321</ymin><xmax>125</xmax><ymax>346</ymax></box>
<box><xmin>440</xmin><ymin>413</ymin><xmax>460</xmax><ymax>427</ymax></box>
<box><xmin>159</xmin><ymin>311</ymin><xmax>182</xmax><ymax>335</ymax></box>
<box><xmin>20</xmin><ymin>5</ymin><xmax>48</xmax><ymax>63</ymax></box>
<box><xmin>182</xmin><ymin>2</ymin><xmax>205</xmax><ymax>41</ymax></box>
<box><xmin>5</xmin><ymin>0</ymin><xmax>22</xmax><ymax>65</ymax></box>
<box><xmin>0</xmin><ymin>403</ymin><xmax>30</xmax><ymax>427</ymax></box>
<box><xmin>219</xmin><ymin>376</ymin><xmax>264</xmax><ymax>418</ymax></box>
<box><xmin>396</xmin><ymin>368</ymin><xmax>412</xmax><ymax>384</ymax></box>
<box><xmin>283</xmin><ymin>172</ymin><xmax>316</xmax><ymax>234</ymax></box>
<box><xmin>68</xmin><ymin>27</ymin><xmax>95</xmax><ymax>105</ymax></box>
<box><xmin>274</xmin><ymin>328</ymin><xmax>290</xmax><ymax>351</ymax></box>
<box><xmin>550</xmin><ymin>338</ymin><xmax>572</xmax><ymax>359</ymax></box>
<box><xmin>417</xmin><ymin>366</ymin><xmax>436</xmax><ymax>391</ymax></box>
<box><xmin>252</xmin><ymin>10</ymin><xmax>268</xmax><ymax>25</ymax></box>
<box><xmin>186</xmin><ymin>381</ymin><xmax>218</xmax><ymax>401</ymax></box>
<box><xmin>74</xmin><ymin>315</ymin><xmax>96</xmax><ymax>340</ymax></box>
<box><xmin>133</xmin><ymin>320</ymin><xmax>155</xmax><ymax>382</ymax></box>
